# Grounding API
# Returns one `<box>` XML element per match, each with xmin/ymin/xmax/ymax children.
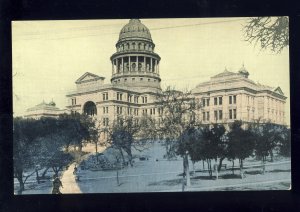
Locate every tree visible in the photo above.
<box><xmin>243</xmin><ymin>17</ymin><xmax>289</xmax><ymax>53</ymax></box>
<box><xmin>251</xmin><ymin>122</ymin><xmax>284</xmax><ymax>174</ymax></box>
<box><xmin>227</xmin><ymin>121</ymin><xmax>255</xmax><ymax>178</ymax></box>
<box><xmin>197</xmin><ymin>124</ymin><xmax>226</xmax><ymax>179</ymax></box>
<box><xmin>155</xmin><ymin>87</ymin><xmax>201</xmax><ymax>187</ymax></box>
<box><xmin>13</xmin><ymin>117</ymin><xmax>58</xmax><ymax>193</ymax></box>
<box><xmin>57</xmin><ymin>113</ymin><xmax>95</xmax><ymax>152</ymax></box>
<box><xmin>105</xmin><ymin>115</ymin><xmax>155</xmax><ymax>167</ymax></box>
<box><xmin>278</xmin><ymin>126</ymin><xmax>291</xmax><ymax>157</ymax></box>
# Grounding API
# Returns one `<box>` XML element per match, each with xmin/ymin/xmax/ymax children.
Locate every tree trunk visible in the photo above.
<box><xmin>41</xmin><ymin>167</ymin><xmax>50</xmax><ymax>178</ymax></box>
<box><xmin>184</xmin><ymin>154</ymin><xmax>191</xmax><ymax>187</ymax></box>
<box><xmin>95</xmin><ymin>142</ymin><xmax>99</xmax><ymax>162</ymax></box>
<box><xmin>192</xmin><ymin>161</ymin><xmax>195</xmax><ymax>176</ymax></box>
<box><xmin>35</xmin><ymin>168</ymin><xmax>40</xmax><ymax>184</ymax></box>
<box><xmin>119</xmin><ymin>148</ymin><xmax>125</xmax><ymax>164</ymax></box>
<box><xmin>116</xmin><ymin>170</ymin><xmax>120</xmax><ymax>186</ymax></box>
<box><xmin>16</xmin><ymin>168</ymin><xmax>24</xmax><ymax>194</ymax></box>
<box><xmin>202</xmin><ymin>160</ymin><xmax>205</xmax><ymax>171</ymax></box>
<box><xmin>218</xmin><ymin>157</ymin><xmax>225</xmax><ymax>172</ymax></box>
<box><xmin>232</xmin><ymin>160</ymin><xmax>235</xmax><ymax>175</ymax></box>
<box><xmin>262</xmin><ymin>156</ymin><xmax>266</xmax><ymax>174</ymax></box>
<box><xmin>270</xmin><ymin>150</ymin><xmax>274</xmax><ymax>162</ymax></box>
<box><xmin>239</xmin><ymin>159</ymin><xmax>244</xmax><ymax>179</ymax></box>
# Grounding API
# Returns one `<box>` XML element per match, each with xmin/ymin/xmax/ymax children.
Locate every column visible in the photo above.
<box><xmin>112</xmin><ymin>61</ymin><xmax>114</xmax><ymax>75</ymax></box>
<box><xmin>155</xmin><ymin>59</ymin><xmax>158</xmax><ymax>73</ymax></box>
<box><xmin>129</xmin><ymin>56</ymin><xmax>131</xmax><ymax>72</ymax></box>
<box><xmin>150</xmin><ymin>57</ymin><xmax>153</xmax><ymax>72</ymax></box>
<box><xmin>116</xmin><ymin>59</ymin><xmax>119</xmax><ymax>74</ymax></box>
<box><xmin>158</xmin><ymin>62</ymin><xmax>159</xmax><ymax>74</ymax></box>
<box><xmin>136</xmin><ymin>56</ymin><xmax>139</xmax><ymax>71</ymax></box>
<box><xmin>144</xmin><ymin>56</ymin><xmax>146</xmax><ymax>72</ymax></box>
<box><xmin>122</xmin><ymin>57</ymin><xmax>124</xmax><ymax>73</ymax></box>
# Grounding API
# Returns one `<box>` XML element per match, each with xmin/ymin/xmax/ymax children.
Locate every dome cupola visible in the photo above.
<box><xmin>238</xmin><ymin>63</ymin><xmax>249</xmax><ymax>78</ymax></box>
<box><xmin>118</xmin><ymin>19</ymin><xmax>152</xmax><ymax>42</ymax></box>
<box><xmin>110</xmin><ymin>19</ymin><xmax>161</xmax><ymax>91</ymax></box>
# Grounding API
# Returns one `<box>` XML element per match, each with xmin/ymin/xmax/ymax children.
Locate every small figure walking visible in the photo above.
<box><xmin>73</xmin><ymin>164</ymin><xmax>80</xmax><ymax>181</ymax></box>
<box><xmin>73</xmin><ymin>165</ymin><xmax>78</xmax><ymax>175</ymax></box>
<box><xmin>52</xmin><ymin>174</ymin><xmax>63</xmax><ymax>194</ymax></box>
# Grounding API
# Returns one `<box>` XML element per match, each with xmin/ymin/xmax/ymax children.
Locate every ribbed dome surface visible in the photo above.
<box><xmin>119</xmin><ymin>19</ymin><xmax>152</xmax><ymax>41</ymax></box>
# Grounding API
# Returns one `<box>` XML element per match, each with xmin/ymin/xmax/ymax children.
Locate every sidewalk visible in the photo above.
<box><xmin>60</xmin><ymin>163</ymin><xmax>82</xmax><ymax>194</ymax></box>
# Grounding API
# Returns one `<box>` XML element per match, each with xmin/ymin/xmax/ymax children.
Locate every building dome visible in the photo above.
<box><xmin>118</xmin><ymin>19</ymin><xmax>152</xmax><ymax>42</ymax></box>
<box><xmin>110</xmin><ymin>19</ymin><xmax>161</xmax><ymax>91</ymax></box>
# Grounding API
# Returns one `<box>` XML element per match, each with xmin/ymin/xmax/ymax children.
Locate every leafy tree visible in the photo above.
<box><xmin>13</xmin><ymin>117</ymin><xmax>57</xmax><ymax>193</ymax></box>
<box><xmin>57</xmin><ymin>113</ymin><xmax>95</xmax><ymax>152</ymax></box>
<box><xmin>243</xmin><ymin>16</ymin><xmax>289</xmax><ymax>53</ymax></box>
<box><xmin>278</xmin><ymin>127</ymin><xmax>291</xmax><ymax>157</ymax></box>
<box><xmin>251</xmin><ymin>122</ymin><xmax>285</xmax><ymax>174</ymax></box>
<box><xmin>227</xmin><ymin>121</ymin><xmax>255</xmax><ymax>178</ymax></box>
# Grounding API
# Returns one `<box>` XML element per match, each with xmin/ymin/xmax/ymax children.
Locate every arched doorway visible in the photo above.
<box><xmin>83</xmin><ymin>101</ymin><xmax>97</xmax><ymax>116</ymax></box>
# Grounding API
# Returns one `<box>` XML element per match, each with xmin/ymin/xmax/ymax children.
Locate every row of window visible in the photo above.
<box><xmin>202</xmin><ymin>109</ymin><xmax>237</xmax><ymax>121</ymax></box>
<box><xmin>103</xmin><ymin>92</ymin><xmax>148</xmax><ymax>104</ymax></box>
<box><xmin>114</xmin><ymin>78</ymin><xmax>157</xmax><ymax>84</ymax></box>
<box><xmin>202</xmin><ymin>95</ymin><xmax>237</xmax><ymax>107</ymax></box>
<box><xmin>111</xmin><ymin>106</ymin><xmax>162</xmax><ymax>116</ymax></box>
<box><xmin>117</xmin><ymin>42</ymin><xmax>153</xmax><ymax>52</ymax></box>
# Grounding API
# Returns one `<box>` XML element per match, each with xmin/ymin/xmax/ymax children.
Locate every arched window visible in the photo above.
<box><xmin>83</xmin><ymin>101</ymin><xmax>97</xmax><ymax>116</ymax></box>
<box><xmin>132</xmin><ymin>42</ymin><xmax>136</xmax><ymax>49</ymax></box>
<box><xmin>138</xmin><ymin>43</ymin><xmax>141</xmax><ymax>50</ymax></box>
<box><xmin>126</xmin><ymin>43</ymin><xmax>130</xmax><ymax>50</ymax></box>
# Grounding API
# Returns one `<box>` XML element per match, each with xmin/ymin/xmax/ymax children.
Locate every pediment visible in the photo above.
<box><xmin>75</xmin><ymin>72</ymin><xmax>105</xmax><ymax>84</ymax></box>
<box><xmin>274</xmin><ymin>86</ymin><xmax>284</xmax><ymax>95</ymax></box>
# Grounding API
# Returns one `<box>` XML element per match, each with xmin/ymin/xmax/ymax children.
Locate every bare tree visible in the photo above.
<box><xmin>243</xmin><ymin>17</ymin><xmax>289</xmax><ymax>53</ymax></box>
<box><xmin>155</xmin><ymin>86</ymin><xmax>201</xmax><ymax>188</ymax></box>
<box><xmin>103</xmin><ymin>115</ymin><xmax>155</xmax><ymax>167</ymax></box>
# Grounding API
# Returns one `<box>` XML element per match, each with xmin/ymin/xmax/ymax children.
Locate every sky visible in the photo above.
<box><xmin>12</xmin><ymin>17</ymin><xmax>290</xmax><ymax>124</ymax></box>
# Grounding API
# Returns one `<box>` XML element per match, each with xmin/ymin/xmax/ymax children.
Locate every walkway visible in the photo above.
<box><xmin>60</xmin><ymin>162</ymin><xmax>82</xmax><ymax>194</ymax></box>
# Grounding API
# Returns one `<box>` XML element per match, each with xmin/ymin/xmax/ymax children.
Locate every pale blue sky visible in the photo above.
<box><xmin>12</xmin><ymin>18</ymin><xmax>290</xmax><ymax>124</ymax></box>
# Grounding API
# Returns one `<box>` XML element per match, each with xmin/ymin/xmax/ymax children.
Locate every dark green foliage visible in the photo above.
<box><xmin>227</xmin><ymin>121</ymin><xmax>255</xmax><ymax>162</ymax></box>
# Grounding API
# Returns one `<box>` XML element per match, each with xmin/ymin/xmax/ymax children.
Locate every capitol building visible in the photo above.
<box><xmin>63</xmin><ymin>19</ymin><xmax>287</xmax><ymax>127</ymax></box>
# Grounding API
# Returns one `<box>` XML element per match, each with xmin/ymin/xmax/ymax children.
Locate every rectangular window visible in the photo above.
<box><xmin>117</xmin><ymin>92</ymin><xmax>123</xmax><ymax>101</ymax></box>
<box><xmin>229</xmin><ymin>109</ymin><xmax>233</xmax><ymax>119</ymax></box>
<box><xmin>140</xmin><ymin>78</ymin><xmax>143</xmax><ymax>81</ymax></box>
<box><xmin>233</xmin><ymin>109</ymin><xmax>237</xmax><ymax>119</ymax></box>
<box><xmin>150</xmin><ymin>109</ymin><xmax>152</xmax><ymax>115</ymax></box>
<box><xmin>219</xmin><ymin>110</ymin><xmax>223</xmax><ymax>120</ymax></box>
<box><xmin>229</xmin><ymin>96</ymin><xmax>232</xmax><ymax>104</ymax></box>
<box><xmin>103</xmin><ymin>107</ymin><xmax>106</xmax><ymax>114</ymax></box>
<box><xmin>207</xmin><ymin>112</ymin><xmax>210</xmax><ymax>121</ymax></box>
<box><xmin>233</xmin><ymin>95</ymin><xmax>237</xmax><ymax>104</ymax></box>
<box><xmin>202</xmin><ymin>99</ymin><xmax>206</xmax><ymax>107</ymax></box>
<box><xmin>219</xmin><ymin>97</ymin><xmax>222</xmax><ymax>105</ymax></box>
<box><xmin>203</xmin><ymin>112</ymin><xmax>206</xmax><ymax>121</ymax></box>
<box><xmin>207</xmin><ymin>99</ymin><xmax>210</xmax><ymax>106</ymax></box>
<box><xmin>145</xmin><ymin>97</ymin><xmax>147</xmax><ymax>103</ymax></box>
<box><xmin>153</xmin><ymin>108</ymin><xmax>155</xmax><ymax>115</ymax></box>
<box><xmin>132</xmin><ymin>78</ymin><xmax>135</xmax><ymax>82</ymax></box>
<box><xmin>103</xmin><ymin>92</ymin><xmax>108</xmax><ymax>101</ymax></box>
<box><xmin>214</xmin><ymin>97</ymin><xmax>217</xmax><ymax>105</ymax></box>
<box><xmin>142</xmin><ymin>97</ymin><xmax>145</xmax><ymax>103</ymax></box>
<box><xmin>214</xmin><ymin>110</ymin><xmax>218</xmax><ymax>120</ymax></box>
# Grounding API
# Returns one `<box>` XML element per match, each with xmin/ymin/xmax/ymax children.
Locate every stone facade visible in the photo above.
<box><xmin>25</xmin><ymin>100</ymin><xmax>65</xmax><ymax>119</ymax></box>
<box><xmin>191</xmin><ymin>66</ymin><xmax>287</xmax><ymax>125</ymax></box>
<box><xmin>66</xmin><ymin>19</ymin><xmax>287</xmax><ymax>127</ymax></box>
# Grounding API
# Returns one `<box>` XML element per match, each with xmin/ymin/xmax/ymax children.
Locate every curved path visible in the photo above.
<box><xmin>60</xmin><ymin>162</ymin><xmax>82</xmax><ymax>194</ymax></box>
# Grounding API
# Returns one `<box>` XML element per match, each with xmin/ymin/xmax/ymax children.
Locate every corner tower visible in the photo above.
<box><xmin>110</xmin><ymin>19</ymin><xmax>161</xmax><ymax>90</ymax></box>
